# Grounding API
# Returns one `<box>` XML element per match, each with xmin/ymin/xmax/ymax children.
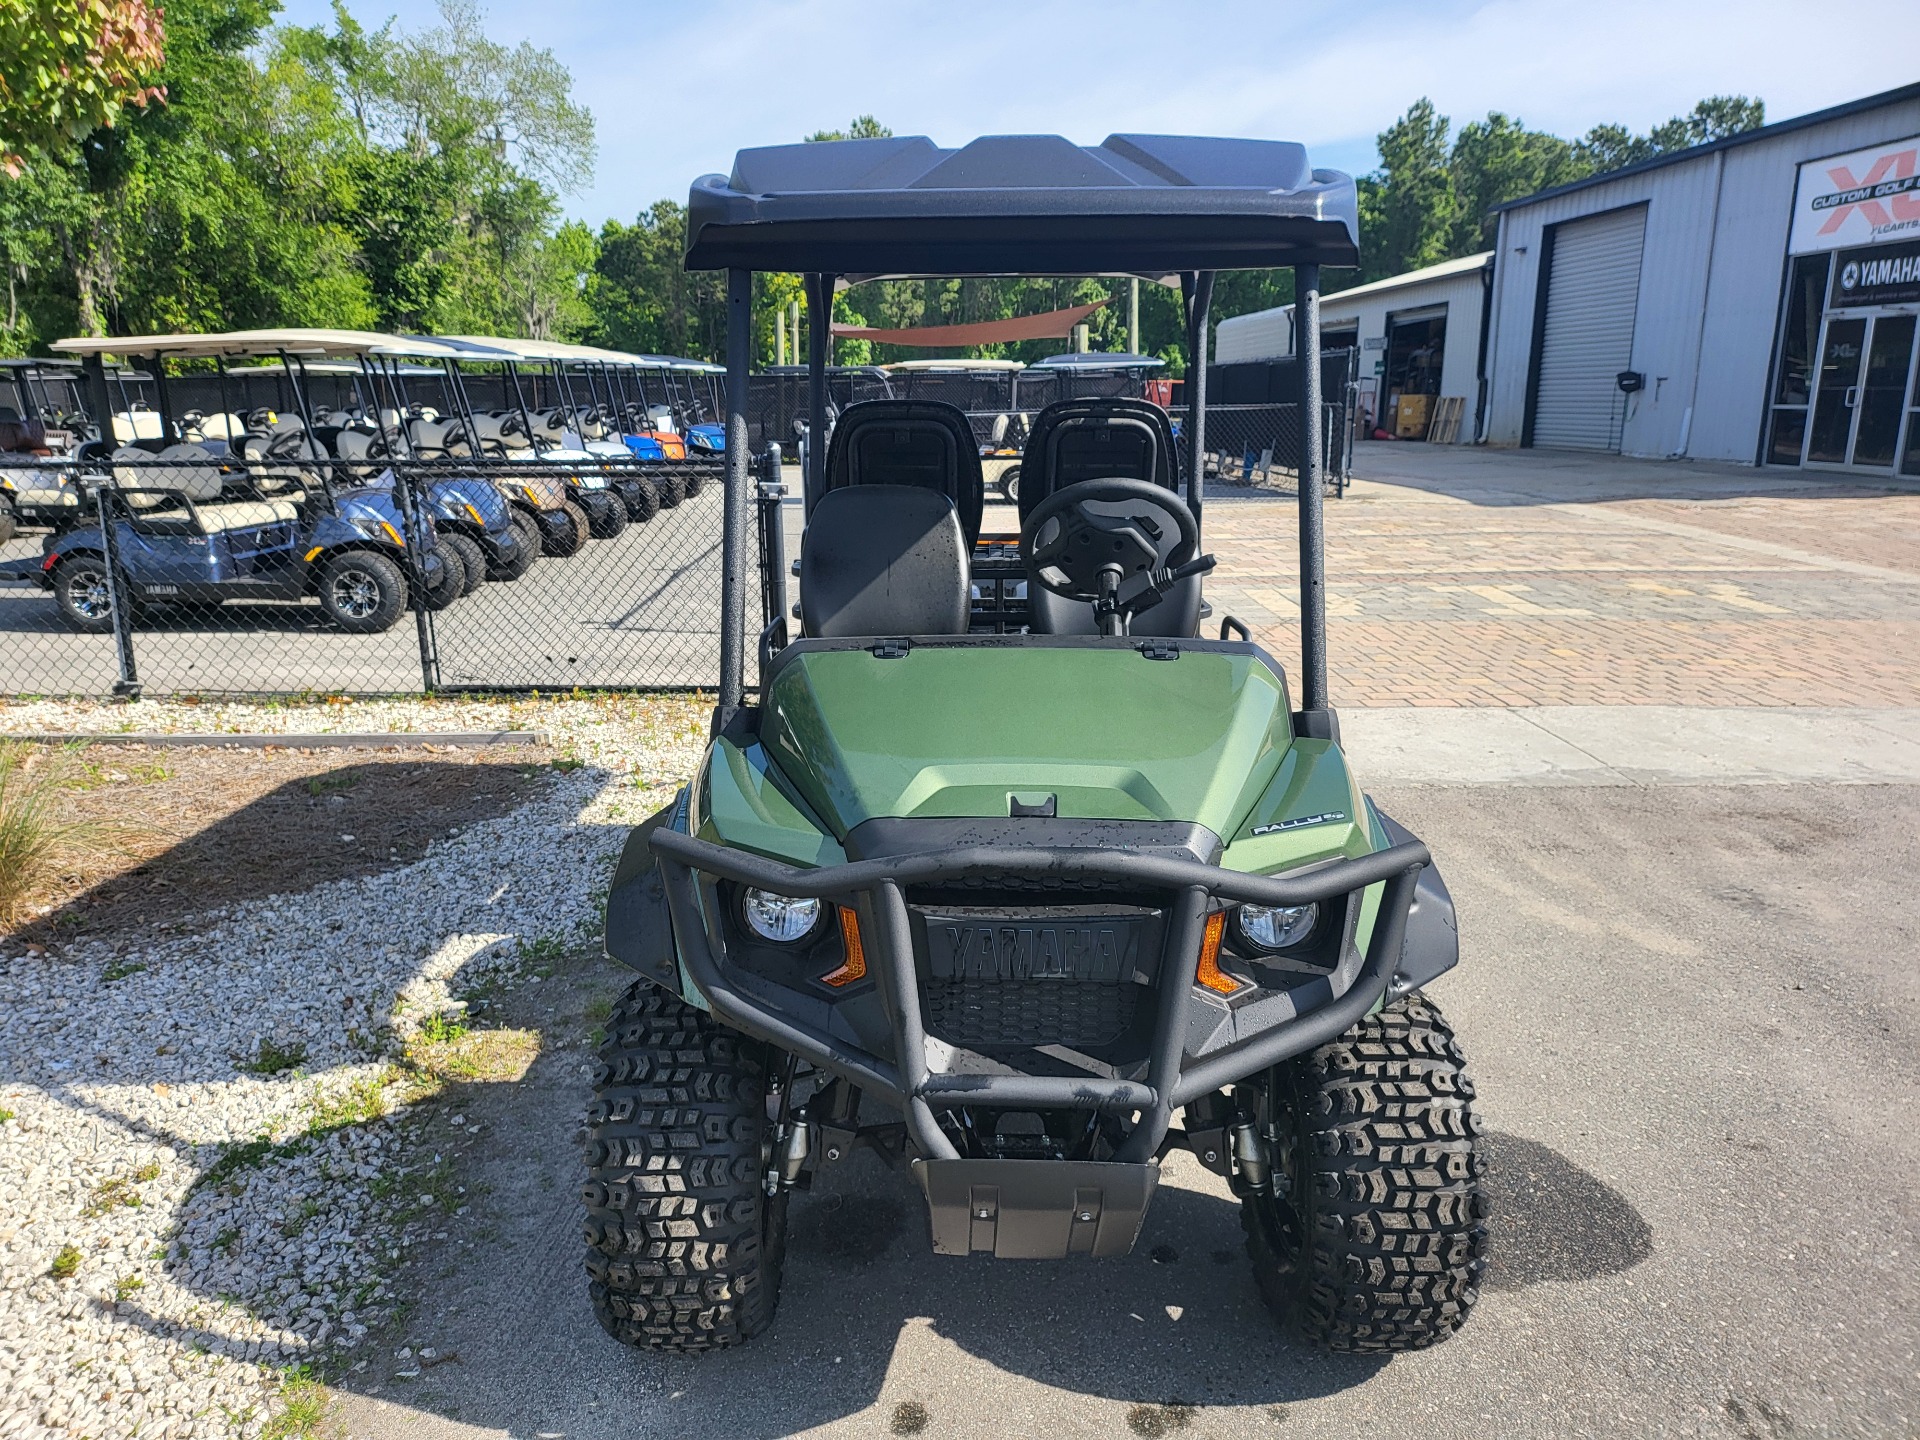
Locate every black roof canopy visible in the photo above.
<box><xmin>684</xmin><ymin>133</ymin><xmax>1359</xmax><ymax>277</ymax></box>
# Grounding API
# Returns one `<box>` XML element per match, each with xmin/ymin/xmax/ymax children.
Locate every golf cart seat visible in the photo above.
<box><xmin>135</xmin><ymin>445</ymin><xmax>297</xmax><ymax>533</ymax></box>
<box><xmin>1017</xmin><ymin>398</ymin><xmax>1199</xmax><ymax>637</ymax></box>
<box><xmin>821</xmin><ymin>400</ymin><xmax>984</xmax><ymax>546</ymax></box>
<box><xmin>799</xmin><ymin>484</ymin><xmax>970</xmax><ymax>639</ymax></box>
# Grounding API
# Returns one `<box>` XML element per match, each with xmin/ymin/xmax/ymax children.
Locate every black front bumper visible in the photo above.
<box><xmin>647</xmin><ymin>826</ymin><xmax>1430</xmax><ymax>1170</ymax></box>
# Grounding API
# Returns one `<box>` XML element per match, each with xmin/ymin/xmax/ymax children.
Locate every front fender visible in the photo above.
<box><xmin>605</xmin><ymin>794</ymin><xmax>685</xmax><ymax>991</ymax></box>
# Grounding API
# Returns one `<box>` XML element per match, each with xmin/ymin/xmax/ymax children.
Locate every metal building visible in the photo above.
<box><xmin>1482</xmin><ymin>82</ymin><xmax>1920</xmax><ymax>472</ymax></box>
<box><xmin>1214</xmin><ymin>252</ymin><xmax>1492</xmax><ymax>441</ymax></box>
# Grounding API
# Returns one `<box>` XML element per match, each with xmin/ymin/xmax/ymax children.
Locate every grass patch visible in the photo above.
<box><xmin>0</xmin><ymin>741</ymin><xmax>129</xmax><ymax>928</ymax></box>
<box><xmin>306</xmin><ymin>771</ymin><xmax>361</xmax><ymax>798</ymax></box>
<box><xmin>261</xmin><ymin>1365</ymin><xmax>337</xmax><ymax>1440</ymax></box>
<box><xmin>549</xmin><ymin>756</ymin><xmax>585</xmax><ymax>774</ymax></box>
<box><xmin>416</xmin><ymin>1012</ymin><xmax>469</xmax><ymax>1045</ymax></box>
<box><xmin>112</xmin><ymin>1273</ymin><xmax>145</xmax><ymax>1302</ymax></box>
<box><xmin>101</xmin><ymin>960</ymin><xmax>146</xmax><ymax>982</ymax></box>
<box><xmin>405</xmin><ymin>1026</ymin><xmax>540</xmax><ymax>1088</ymax></box>
<box><xmin>49</xmin><ymin>1244</ymin><xmax>81</xmax><ymax>1279</ymax></box>
<box><xmin>245</xmin><ymin>1038</ymin><xmax>310</xmax><ymax>1075</ymax></box>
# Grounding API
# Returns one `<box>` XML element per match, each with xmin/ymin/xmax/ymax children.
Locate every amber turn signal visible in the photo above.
<box><xmin>821</xmin><ymin>906</ymin><xmax>867</xmax><ymax>987</ymax></box>
<box><xmin>1195</xmin><ymin>910</ymin><xmax>1238</xmax><ymax>994</ymax></box>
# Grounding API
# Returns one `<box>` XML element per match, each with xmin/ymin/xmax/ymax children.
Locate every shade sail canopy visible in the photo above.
<box><xmin>685</xmin><ymin>133</ymin><xmax>1358</xmax><ymax>277</ymax></box>
<box><xmin>831</xmin><ymin>299</ymin><xmax>1108</xmax><ymax>347</ymax></box>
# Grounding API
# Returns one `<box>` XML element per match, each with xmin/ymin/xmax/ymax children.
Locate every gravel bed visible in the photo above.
<box><xmin>0</xmin><ymin>699</ymin><xmax>708</xmax><ymax>1438</ymax></box>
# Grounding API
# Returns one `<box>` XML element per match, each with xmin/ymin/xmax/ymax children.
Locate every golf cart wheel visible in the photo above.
<box><xmin>1241</xmin><ymin>993</ymin><xmax>1487</xmax><ymax>1352</ymax></box>
<box><xmin>543</xmin><ymin>503</ymin><xmax>590</xmax><ymax>558</ymax></box>
<box><xmin>0</xmin><ymin>500</ymin><xmax>15</xmax><ymax>545</ymax></box>
<box><xmin>681</xmin><ymin>472</ymin><xmax>703</xmax><ymax>498</ymax></box>
<box><xmin>624</xmin><ymin>477</ymin><xmax>661</xmax><ymax>523</ymax></box>
<box><xmin>582</xmin><ymin>492</ymin><xmax>628</xmax><ymax>540</ymax></box>
<box><xmin>584</xmin><ymin>982</ymin><xmax>788</xmax><ymax>1353</ymax></box>
<box><xmin>442</xmin><ymin>532</ymin><xmax>487</xmax><ymax>597</ymax></box>
<box><xmin>52</xmin><ymin>554</ymin><xmax>115</xmax><ymax>634</ymax></box>
<box><xmin>422</xmin><ymin>544</ymin><xmax>466</xmax><ymax>611</ymax></box>
<box><xmin>655</xmin><ymin>473</ymin><xmax>686</xmax><ymax>509</ymax></box>
<box><xmin>316</xmin><ymin>550</ymin><xmax>407</xmax><ymax>634</ymax></box>
<box><xmin>999</xmin><ymin>464</ymin><xmax>1021</xmax><ymax>503</ymax></box>
<box><xmin>490</xmin><ymin>514</ymin><xmax>541</xmax><ymax>580</ymax></box>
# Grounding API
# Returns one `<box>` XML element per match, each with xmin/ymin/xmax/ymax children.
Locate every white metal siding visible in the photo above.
<box><xmin>1213</xmin><ymin>308</ymin><xmax>1291</xmax><ymax>363</ymax></box>
<box><xmin>1484</xmin><ymin>94</ymin><xmax>1920</xmax><ymax>462</ymax></box>
<box><xmin>1531</xmin><ymin>207</ymin><xmax>1646</xmax><ymax>451</ymax></box>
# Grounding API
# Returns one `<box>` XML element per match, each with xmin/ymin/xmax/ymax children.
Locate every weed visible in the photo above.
<box><xmin>245</xmin><ymin>1038</ymin><xmax>310</xmax><ymax>1075</ymax></box>
<box><xmin>550</xmin><ymin>756</ymin><xmax>585</xmax><ymax>774</ymax></box>
<box><xmin>112</xmin><ymin>1273</ymin><xmax>145</xmax><ymax>1302</ymax></box>
<box><xmin>212</xmin><ymin>1227</ymin><xmax>239</xmax><ymax>1255</ymax></box>
<box><xmin>260</xmin><ymin>1364</ymin><xmax>337</xmax><ymax>1440</ymax></box>
<box><xmin>584</xmin><ymin>997</ymin><xmax>612</xmax><ymax>1023</ymax></box>
<box><xmin>49</xmin><ymin>1244</ymin><xmax>81</xmax><ymax>1279</ymax></box>
<box><xmin>101</xmin><ymin>961</ymin><xmax>146</xmax><ymax>983</ymax></box>
<box><xmin>83</xmin><ymin>1176</ymin><xmax>144</xmax><ymax>1216</ymax></box>
<box><xmin>197</xmin><ymin>1135</ymin><xmax>291</xmax><ymax>1193</ymax></box>
<box><xmin>280</xmin><ymin>1197</ymin><xmax>324</xmax><ymax>1238</ymax></box>
<box><xmin>306</xmin><ymin>771</ymin><xmax>361</xmax><ymax>798</ymax></box>
<box><xmin>132</xmin><ymin>1160</ymin><xmax>160</xmax><ymax>1183</ymax></box>
<box><xmin>416</xmin><ymin>1012</ymin><xmax>469</xmax><ymax>1045</ymax></box>
<box><xmin>0</xmin><ymin>1107</ymin><xmax>13</xmax><ymax>1125</ymax></box>
<box><xmin>517</xmin><ymin>935</ymin><xmax>563</xmax><ymax>974</ymax></box>
<box><xmin>309</xmin><ymin>1073</ymin><xmax>392</xmax><ymax>1130</ymax></box>
<box><xmin>0</xmin><ymin>741</ymin><xmax>128</xmax><ymax>926</ymax></box>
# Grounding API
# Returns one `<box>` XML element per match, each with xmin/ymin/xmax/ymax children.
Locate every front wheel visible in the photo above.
<box><xmin>52</xmin><ymin>554</ymin><xmax>115</xmax><ymax>633</ymax></box>
<box><xmin>489</xmin><ymin>514</ymin><xmax>541</xmax><ymax>580</ymax></box>
<box><xmin>1241</xmin><ymin>993</ymin><xmax>1487</xmax><ymax>1352</ymax></box>
<box><xmin>999</xmin><ymin>464</ymin><xmax>1021</xmax><ymax>503</ymax></box>
<box><xmin>316</xmin><ymin>550</ymin><xmax>407</xmax><ymax>634</ymax></box>
<box><xmin>654</xmin><ymin>473</ymin><xmax>685</xmax><ymax>510</ymax></box>
<box><xmin>421</xmin><ymin>545</ymin><xmax>465</xmax><ymax>611</ymax></box>
<box><xmin>584</xmin><ymin>983</ymin><xmax>788</xmax><ymax>1352</ymax></box>
<box><xmin>441</xmin><ymin>532</ymin><xmax>487</xmax><ymax>597</ymax></box>
<box><xmin>580</xmin><ymin>490</ymin><xmax>627</xmax><ymax>540</ymax></box>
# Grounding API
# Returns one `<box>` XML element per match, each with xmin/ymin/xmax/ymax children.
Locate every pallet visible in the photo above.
<box><xmin>1426</xmin><ymin>395</ymin><xmax>1466</xmax><ymax>445</ymax></box>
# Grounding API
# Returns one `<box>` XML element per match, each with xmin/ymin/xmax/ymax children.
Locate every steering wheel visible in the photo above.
<box><xmin>1021</xmin><ymin>477</ymin><xmax>1197</xmax><ymax>601</ymax></box>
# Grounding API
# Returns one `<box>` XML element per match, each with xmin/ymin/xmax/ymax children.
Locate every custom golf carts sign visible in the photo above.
<box><xmin>1789</xmin><ymin>134</ymin><xmax>1920</xmax><ymax>254</ymax></box>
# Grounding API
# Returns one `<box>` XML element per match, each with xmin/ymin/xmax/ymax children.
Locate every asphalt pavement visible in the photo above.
<box><xmin>332</xmin><ymin>761</ymin><xmax>1920</xmax><ymax>1440</ymax></box>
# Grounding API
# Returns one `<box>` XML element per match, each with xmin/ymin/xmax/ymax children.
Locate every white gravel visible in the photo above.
<box><xmin>0</xmin><ymin>699</ymin><xmax>708</xmax><ymax>1438</ymax></box>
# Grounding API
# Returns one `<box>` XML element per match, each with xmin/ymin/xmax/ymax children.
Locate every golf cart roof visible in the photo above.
<box><xmin>685</xmin><ymin>133</ymin><xmax>1358</xmax><ymax>277</ymax></box>
<box><xmin>1029</xmin><ymin>352</ymin><xmax>1164</xmax><ymax>370</ymax></box>
<box><xmin>883</xmin><ymin>359</ymin><xmax>1026</xmax><ymax>373</ymax></box>
<box><xmin>53</xmin><ymin>329</ymin><xmax>519</xmax><ymax>363</ymax></box>
<box><xmin>642</xmin><ymin>355</ymin><xmax>725</xmax><ymax>374</ymax></box>
<box><xmin>0</xmin><ymin>357</ymin><xmax>81</xmax><ymax>370</ymax></box>
<box><xmin>443</xmin><ymin>334</ymin><xmax>665</xmax><ymax>369</ymax></box>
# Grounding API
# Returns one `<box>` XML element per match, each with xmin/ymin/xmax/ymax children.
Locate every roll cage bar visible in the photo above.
<box><xmin>685</xmin><ymin>131</ymin><xmax>1355</xmax><ymax>723</ymax></box>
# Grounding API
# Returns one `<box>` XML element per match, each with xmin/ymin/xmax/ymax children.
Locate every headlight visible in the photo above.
<box><xmin>1235</xmin><ymin>902</ymin><xmax>1318</xmax><ymax>952</ymax></box>
<box><xmin>742</xmin><ymin>888</ymin><xmax>822</xmax><ymax>943</ymax></box>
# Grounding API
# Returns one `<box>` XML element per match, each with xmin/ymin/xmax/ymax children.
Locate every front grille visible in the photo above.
<box><xmin>928</xmin><ymin>978</ymin><xmax>1139</xmax><ymax>1048</ymax></box>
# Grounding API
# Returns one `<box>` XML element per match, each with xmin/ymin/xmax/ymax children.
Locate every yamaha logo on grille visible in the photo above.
<box><xmin>929</xmin><ymin>921</ymin><xmax>1136</xmax><ymax>983</ymax></box>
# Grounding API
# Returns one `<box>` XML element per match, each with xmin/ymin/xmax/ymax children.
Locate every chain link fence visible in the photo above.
<box><xmin>0</xmin><ymin>452</ymin><xmax>726</xmax><ymax>699</ymax></box>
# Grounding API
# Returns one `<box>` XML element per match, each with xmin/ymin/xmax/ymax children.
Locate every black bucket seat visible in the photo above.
<box><xmin>819</xmin><ymin>400</ymin><xmax>984</xmax><ymax>546</ymax></box>
<box><xmin>1016</xmin><ymin>398</ymin><xmax>1199</xmax><ymax>637</ymax></box>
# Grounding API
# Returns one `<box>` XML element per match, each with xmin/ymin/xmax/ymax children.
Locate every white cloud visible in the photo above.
<box><xmin>278</xmin><ymin>0</ymin><xmax>1919</xmax><ymax>224</ymax></box>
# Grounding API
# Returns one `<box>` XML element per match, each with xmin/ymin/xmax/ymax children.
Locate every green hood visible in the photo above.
<box><xmin>757</xmin><ymin>644</ymin><xmax>1293</xmax><ymax>839</ymax></box>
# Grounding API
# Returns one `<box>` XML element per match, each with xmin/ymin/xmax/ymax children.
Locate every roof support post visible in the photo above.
<box><xmin>1184</xmin><ymin>271</ymin><xmax>1214</xmax><ymax>532</ymax></box>
<box><xmin>804</xmin><ymin>271</ymin><xmax>833</xmax><ymax>517</ymax></box>
<box><xmin>1295</xmin><ymin>262</ymin><xmax>1328</xmax><ymax>712</ymax></box>
<box><xmin>719</xmin><ymin>267</ymin><xmax>752</xmax><ymax>719</ymax></box>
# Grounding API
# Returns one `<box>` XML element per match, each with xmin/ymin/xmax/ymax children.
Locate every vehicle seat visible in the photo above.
<box><xmin>1017</xmin><ymin>398</ymin><xmax>1199</xmax><ymax>638</ymax></box>
<box><xmin>799</xmin><ymin>484</ymin><xmax>969</xmax><ymax>639</ymax></box>
<box><xmin>820</xmin><ymin>400</ymin><xmax>983</xmax><ymax>545</ymax></box>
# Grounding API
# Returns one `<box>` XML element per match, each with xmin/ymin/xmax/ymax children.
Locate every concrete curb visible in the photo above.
<box><xmin>0</xmin><ymin>731</ymin><xmax>551</xmax><ymax>749</ymax></box>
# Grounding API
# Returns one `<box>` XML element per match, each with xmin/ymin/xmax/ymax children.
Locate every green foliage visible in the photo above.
<box><xmin>49</xmin><ymin>1244</ymin><xmax>82</xmax><ymax>1279</ymax></box>
<box><xmin>1356</xmin><ymin>94</ymin><xmax>1766</xmax><ymax>283</ymax></box>
<box><xmin>0</xmin><ymin>0</ymin><xmax>166</xmax><ymax>176</ymax></box>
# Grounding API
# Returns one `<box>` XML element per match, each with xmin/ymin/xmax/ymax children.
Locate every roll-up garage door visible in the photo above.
<box><xmin>1528</xmin><ymin>205</ymin><xmax>1647</xmax><ymax>452</ymax></box>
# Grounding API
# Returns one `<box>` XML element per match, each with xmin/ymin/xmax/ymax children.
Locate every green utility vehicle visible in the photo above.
<box><xmin>596</xmin><ymin>132</ymin><xmax>1486</xmax><ymax>1355</ymax></box>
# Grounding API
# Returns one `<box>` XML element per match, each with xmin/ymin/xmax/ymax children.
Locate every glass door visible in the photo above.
<box><xmin>1803</xmin><ymin>313</ymin><xmax>1920</xmax><ymax>469</ymax></box>
<box><xmin>1804</xmin><ymin>317</ymin><xmax>1866</xmax><ymax>465</ymax></box>
<box><xmin>1852</xmin><ymin>315</ymin><xmax>1916</xmax><ymax>468</ymax></box>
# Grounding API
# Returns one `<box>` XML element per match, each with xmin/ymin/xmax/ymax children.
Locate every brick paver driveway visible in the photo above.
<box><xmin>1197</xmin><ymin>444</ymin><xmax>1920</xmax><ymax>707</ymax></box>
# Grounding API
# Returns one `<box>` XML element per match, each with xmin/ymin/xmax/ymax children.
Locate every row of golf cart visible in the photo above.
<box><xmin>3</xmin><ymin>331</ymin><xmax>725</xmax><ymax>634</ymax></box>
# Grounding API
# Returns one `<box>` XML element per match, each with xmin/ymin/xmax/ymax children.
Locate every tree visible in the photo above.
<box><xmin>1449</xmin><ymin>113</ymin><xmax>1583</xmax><ymax>253</ymax></box>
<box><xmin>806</xmin><ymin>115</ymin><xmax>892</xmax><ymax>144</ymax></box>
<box><xmin>0</xmin><ymin>0</ymin><xmax>166</xmax><ymax>176</ymax></box>
<box><xmin>1361</xmin><ymin>99</ymin><xmax>1459</xmax><ymax>282</ymax></box>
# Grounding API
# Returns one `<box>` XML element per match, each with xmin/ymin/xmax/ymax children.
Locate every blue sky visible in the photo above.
<box><xmin>279</xmin><ymin>0</ymin><xmax>1919</xmax><ymax>226</ymax></box>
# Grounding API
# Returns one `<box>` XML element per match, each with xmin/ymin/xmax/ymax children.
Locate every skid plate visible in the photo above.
<box><xmin>912</xmin><ymin>1158</ymin><xmax>1158</xmax><ymax>1259</ymax></box>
